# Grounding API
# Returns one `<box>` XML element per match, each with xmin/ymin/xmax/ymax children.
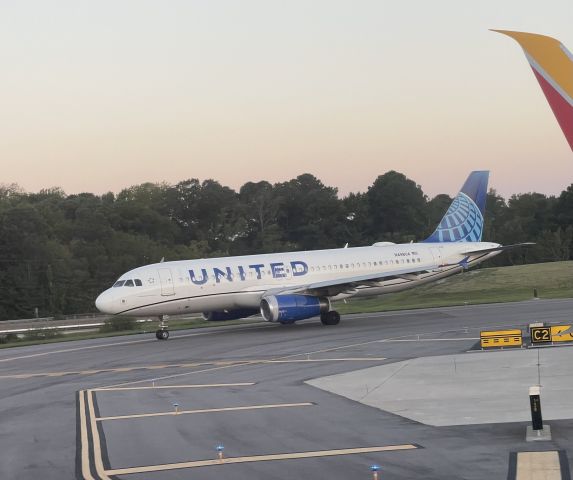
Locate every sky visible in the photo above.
<box><xmin>1</xmin><ymin>0</ymin><xmax>572</xmax><ymax>199</ymax></box>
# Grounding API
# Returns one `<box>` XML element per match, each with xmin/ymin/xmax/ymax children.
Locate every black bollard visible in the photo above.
<box><xmin>529</xmin><ymin>386</ymin><xmax>543</xmax><ymax>430</ymax></box>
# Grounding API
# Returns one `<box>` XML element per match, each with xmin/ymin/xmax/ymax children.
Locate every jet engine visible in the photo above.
<box><xmin>202</xmin><ymin>308</ymin><xmax>259</xmax><ymax>321</ymax></box>
<box><xmin>260</xmin><ymin>295</ymin><xmax>330</xmax><ymax>323</ymax></box>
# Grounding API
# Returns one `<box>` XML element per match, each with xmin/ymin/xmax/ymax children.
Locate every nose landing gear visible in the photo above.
<box><xmin>155</xmin><ymin>315</ymin><xmax>170</xmax><ymax>340</ymax></box>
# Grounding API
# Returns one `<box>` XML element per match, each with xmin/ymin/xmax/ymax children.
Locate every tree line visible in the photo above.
<box><xmin>0</xmin><ymin>171</ymin><xmax>572</xmax><ymax>320</ymax></box>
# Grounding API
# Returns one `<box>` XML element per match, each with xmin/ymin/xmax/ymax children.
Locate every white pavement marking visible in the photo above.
<box><xmin>380</xmin><ymin>338</ymin><xmax>479</xmax><ymax>342</ymax></box>
<box><xmin>105</xmin><ymin>444</ymin><xmax>418</xmax><ymax>475</ymax></box>
<box><xmin>0</xmin><ymin>333</ymin><xmax>206</xmax><ymax>363</ymax></box>
<box><xmin>99</xmin><ymin>361</ymin><xmax>259</xmax><ymax>389</ymax></box>
<box><xmin>94</xmin><ymin>382</ymin><xmax>255</xmax><ymax>392</ymax></box>
<box><xmin>97</xmin><ymin>402</ymin><xmax>314</xmax><ymax>421</ymax></box>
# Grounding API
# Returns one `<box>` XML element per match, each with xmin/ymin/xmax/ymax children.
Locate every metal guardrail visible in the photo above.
<box><xmin>0</xmin><ymin>313</ymin><xmax>204</xmax><ymax>335</ymax></box>
<box><xmin>0</xmin><ymin>315</ymin><xmax>112</xmax><ymax>334</ymax></box>
<box><xmin>0</xmin><ymin>319</ymin><xmax>160</xmax><ymax>334</ymax></box>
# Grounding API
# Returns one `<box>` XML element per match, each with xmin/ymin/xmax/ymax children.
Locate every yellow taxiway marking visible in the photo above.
<box><xmin>0</xmin><ymin>357</ymin><xmax>385</xmax><ymax>380</ymax></box>
<box><xmin>97</xmin><ymin>402</ymin><xmax>313</xmax><ymax>421</ymax></box>
<box><xmin>0</xmin><ymin>363</ymin><xmax>209</xmax><ymax>379</ymax></box>
<box><xmin>93</xmin><ymin>382</ymin><xmax>255</xmax><ymax>392</ymax></box>
<box><xmin>106</xmin><ymin>444</ymin><xmax>417</xmax><ymax>475</ymax></box>
<box><xmin>253</xmin><ymin>358</ymin><xmax>387</xmax><ymax>363</ymax></box>
<box><xmin>516</xmin><ymin>451</ymin><xmax>562</xmax><ymax>480</ymax></box>
<box><xmin>79</xmin><ymin>391</ymin><xmax>96</xmax><ymax>480</ymax></box>
<box><xmin>86</xmin><ymin>390</ymin><xmax>112</xmax><ymax>480</ymax></box>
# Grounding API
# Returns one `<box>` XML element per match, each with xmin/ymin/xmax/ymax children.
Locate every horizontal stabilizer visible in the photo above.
<box><xmin>461</xmin><ymin>242</ymin><xmax>535</xmax><ymax>256</ymax></box>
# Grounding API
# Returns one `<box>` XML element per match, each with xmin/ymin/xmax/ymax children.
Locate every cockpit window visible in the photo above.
<box><xmin>124</xmin><ymin>279</ymin><xmax>134</xmax><ymax>287</ymax></box>
<box><xmin>135</xmin><ymin>279</ymin><xmax>142</xmax><ymax>286</ymax></box>
<box><xmin>113</xmin><ymin>280</ymin><xmax>125</xmax><ymax>287</ymax></box>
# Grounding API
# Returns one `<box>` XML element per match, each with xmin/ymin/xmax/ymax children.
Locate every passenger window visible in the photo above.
<box><xmin>135</xmin><ymin>279</ymin><xmax>142</xmax><ymax>286</ymax></box>
<box><xmin>373</xmin><ymin>262</ymin><xmax>377</xmax><ymax>266</ymax></box>
<box><xmin>113</xmin><ymin>280</ymin><xmax>125</xmax><ymax>287</ymax></box>
<box><xmin>124</xmin><ymin>279</ymin><xmax>134</xmax><ymax>287</ymax></box>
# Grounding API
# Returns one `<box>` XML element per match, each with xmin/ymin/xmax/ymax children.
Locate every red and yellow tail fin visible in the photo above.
<box><xmin>493</xmin><ymin>30</ymin><xmax>573</xmax><ymax>151</ymax></box>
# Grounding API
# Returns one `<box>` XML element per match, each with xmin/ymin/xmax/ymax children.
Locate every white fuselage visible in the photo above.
<box><xmin>95</xmin><ymin>241</ymin><xmax>500</xmax><ymax>317</ymax></box>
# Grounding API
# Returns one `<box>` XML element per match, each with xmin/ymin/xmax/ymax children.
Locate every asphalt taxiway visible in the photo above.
<box><xmin>1</xmin><ymin>299</ymin><xmax>572</xmax><ymax>480</ymax></box>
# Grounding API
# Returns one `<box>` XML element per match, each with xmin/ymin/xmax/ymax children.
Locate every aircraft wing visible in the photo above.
<box><xmin>264</xmin><ymin>263</ymin><xmax>440</xmax><ymax>298</ymax></box>
<box><xmin>461</xmin><ymin>242</ymin><xmax>535</xmax><ymax>256</ymax></box>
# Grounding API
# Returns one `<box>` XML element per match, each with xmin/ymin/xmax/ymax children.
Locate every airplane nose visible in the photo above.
<box><xmin>95</xmin><ymin>291</ymin><xmax>115</xmax><ymax>314</ymax></box>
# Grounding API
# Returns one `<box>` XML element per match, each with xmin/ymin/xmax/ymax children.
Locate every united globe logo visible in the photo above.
<box><xmin>433</xmin><ymin>192</ymin><xmax>484</xmax><ymax>242</ymax></box>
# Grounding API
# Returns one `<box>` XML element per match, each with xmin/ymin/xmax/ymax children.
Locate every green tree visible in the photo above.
<box><xmin>366</xmin><ymin>171</ymin><xmax>428</xmax><ymax>242</ymax></box>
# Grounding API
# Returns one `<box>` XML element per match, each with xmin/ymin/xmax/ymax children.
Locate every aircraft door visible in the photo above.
<box><xmin>429</xmin><ymin>247</ymin><xmax>443</xmax><ymax>267</ymax></box>
<box><xmin>158</xmin><ymin>268</ymin><xmax>175</xmax><ymax>296</ymax></box>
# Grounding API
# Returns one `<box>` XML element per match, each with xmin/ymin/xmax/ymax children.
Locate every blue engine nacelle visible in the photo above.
<box><xmin>260</xmin><ymin>295</ymin><xmax>330</xmax><ymax>323</ymax></box>
<box><xmin>202</xmin><ymin>308</ymin><xmax>259</xmax><ymax>321</ymax></box>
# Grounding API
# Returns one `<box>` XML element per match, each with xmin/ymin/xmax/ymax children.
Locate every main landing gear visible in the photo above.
<box><xmin>320</xmin><ymin>310</ymin><xmax>341</xmax><ymax>326</ymax></box>
<box><xmin>155</xmin><ymin>315</ymin><xmax>170</xmax><ymax>340</ymax></box>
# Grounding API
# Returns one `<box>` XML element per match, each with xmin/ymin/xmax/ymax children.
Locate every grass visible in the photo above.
<box><xmin>1</xmin><ymin>261</ymin><xmax>572</xmax><ymax>348</ymax></box>
<box><xmin>336</xmin><ymin>260</ymin><xmax>573</xmax><ymax>314</ymax></box>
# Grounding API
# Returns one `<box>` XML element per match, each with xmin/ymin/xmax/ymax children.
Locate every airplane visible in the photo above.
<box><xmin>493</xmin><ymin>30</ymin><xmax>573</xmax><ymax>151</ymax></box>
<box><xmin>95</xmin><ymin>171</ymin><xmax>531</xmax><ymax>340</ymax></box>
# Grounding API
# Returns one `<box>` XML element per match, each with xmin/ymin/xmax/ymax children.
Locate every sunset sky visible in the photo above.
<box><xmin>1</xmin><ymin>0</ymin><xmax>572</xmax><ymax>199</ymax></box>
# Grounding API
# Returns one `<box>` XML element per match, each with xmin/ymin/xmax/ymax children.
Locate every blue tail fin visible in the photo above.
<box><xmin>424</xmin><ymin>171</ymin><xmax>489</xmax><ymax>243</ymax></box>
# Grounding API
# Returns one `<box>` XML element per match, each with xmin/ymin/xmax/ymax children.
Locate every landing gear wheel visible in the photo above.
<box><xmin>156</xmin><ymin>329</ymin><xmax>169</xmax><ymax>340</ymax></box>
<box><xmin>155</xmin><ymin>315</ymin><xmax>169</xmax><ymax>340</ymax></box>
<box><xmin>321</xmin><ymin>311</ymin><xmax>340</xmax><ymax>326</ymax></box>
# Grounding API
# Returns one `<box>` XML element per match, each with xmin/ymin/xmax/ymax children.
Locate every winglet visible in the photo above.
<box><xmin>492</xmin><ymin>30</ymin><xmax>573</xmax><ymax>151</ymax></box>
